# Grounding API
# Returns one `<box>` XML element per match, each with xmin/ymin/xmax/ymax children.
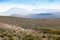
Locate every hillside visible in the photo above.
<box><xmin>0</xmin><ymin>16</ymin><xmax>60</xmax><ymax>30</ymax></box>
<box><xmin>0</xmin><ymin>16</ymin><xmax>60</xmax><ymax>40</ymax></box>
<box><xmin>0</xmin><ymin>22</ymin><xmax>42</xmax><ymax>40</ymax></box>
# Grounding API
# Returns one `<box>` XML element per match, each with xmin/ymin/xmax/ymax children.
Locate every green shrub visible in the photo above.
<box><xmin>56</xmin><ymin>37</ymin><xmax>60</xmax><ymax>40</ymax></box>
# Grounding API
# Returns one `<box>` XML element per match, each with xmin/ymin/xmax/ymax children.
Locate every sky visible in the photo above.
<box><xmin>0</xmin><ymin>0</ymin><xmax>60</xmax><ymax>12</ymax></box>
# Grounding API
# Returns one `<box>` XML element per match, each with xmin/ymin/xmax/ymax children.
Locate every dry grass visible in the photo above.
<box><xmin>0</xmin><ymin>16</ymin><xmax>60</xmax><ymax>30</ymax></box>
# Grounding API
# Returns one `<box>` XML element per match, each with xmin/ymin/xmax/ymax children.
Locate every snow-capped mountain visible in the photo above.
<box><xmin>0</xmin><ymin>7</ymin><xmax>28</xmax><ymax>16</ymax></box>
<box><xmin>0</xmin><ymin>8</ymin><xmax>60</xmax><ymax>19</ymax></box>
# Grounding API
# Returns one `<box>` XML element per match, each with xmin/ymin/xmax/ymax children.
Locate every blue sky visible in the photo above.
<box><xmin>0</xmin><ymin>0</ymin><xmax>60</xmax><ymax>4</ymax></box>
<box><xmin>0</xmin><ymin>0</ymin><xmax>60</xmax><ymax>5</ymax></box>
<box><xmin>0</xmin><ymin>0</ymin><xmax>60</xmax><ymax>12</ymax></box>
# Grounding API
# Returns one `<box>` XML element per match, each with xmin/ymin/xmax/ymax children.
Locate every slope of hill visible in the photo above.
<box><xmin>0</xmin><ymin>22</ymin><xmax>60</xmax><ymax>40</ymax></box>
<box><xmin>0</xmin><ymin>16</ymin><xmax>60</xmax><ymax>40</ymax></box>
<box><xmin>0</xmin><ymin>16</ymin><xmax>60</xmax><ymax>30</ymax></box>
<box><xmin>0</xmin><ymin>22</ymin><xmax>42</xmax><ymax>40</ymax></box>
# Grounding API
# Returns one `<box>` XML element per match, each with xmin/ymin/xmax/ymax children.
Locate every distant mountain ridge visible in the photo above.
<box><xmin>0</xmin><ymin>7</ymin><xmax>28</xmax><ymax>16</ymax></box>
<box><xmin>25</xmin><ymin>13</ymin><xmax>57</xmax><ymax>19</ymax></box>
<box><xmin>0</xmin><ymin>7</ymin><xmax>60</xmax><ymax>18</ymax></box>
<box><xmin>11</xmin><ymin>13</ymin><xmax>57</xmax><ymax>19</ymax></box>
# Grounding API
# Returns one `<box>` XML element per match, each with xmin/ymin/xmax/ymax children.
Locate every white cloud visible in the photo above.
<box><xmin>0</xmin><ymin>3</ymin><xmax>60</xmax><ymax>12</ymax></box>
<box><xmin>0</xmin><ymin>4</ymin><xmax>34</xmax><ymax>12</ymax></box>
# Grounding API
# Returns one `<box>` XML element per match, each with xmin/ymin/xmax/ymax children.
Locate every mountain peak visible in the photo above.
<box><xmin>1</xmin><ymin>7</ymin><xmax>28</xmax><ymax>16</ymax></box>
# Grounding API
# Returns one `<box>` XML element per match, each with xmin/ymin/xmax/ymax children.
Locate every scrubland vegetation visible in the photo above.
<box><xmin>0</xmin><ymin>16</ymin><xmax>60</xmax><ymax>40</ymax></box>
